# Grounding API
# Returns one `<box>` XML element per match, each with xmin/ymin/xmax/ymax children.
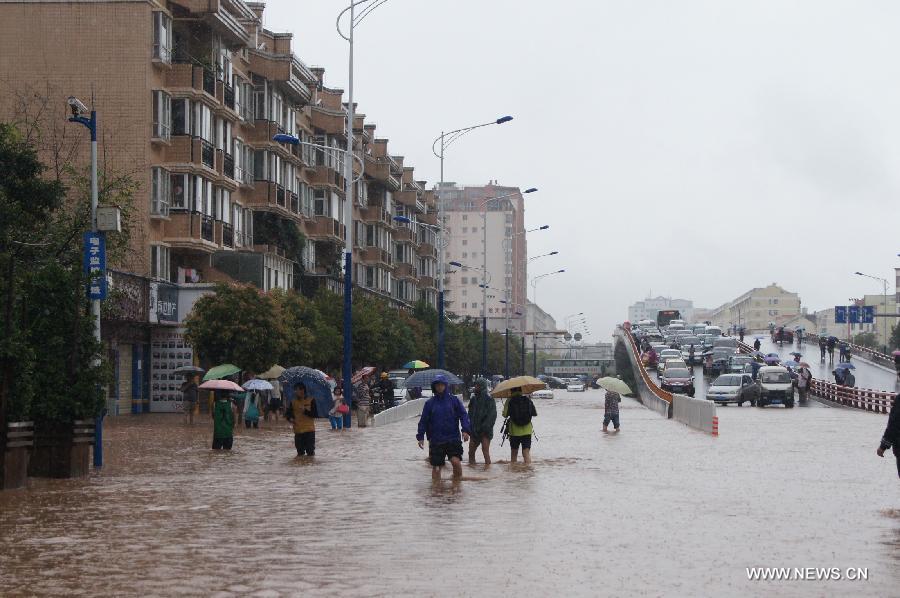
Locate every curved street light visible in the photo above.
<box><xmin>529</xmin><ymin>251</ymin><xmax>559</xmax><ymax>262</ymax></box>
<box><xmin>432</xmin><ymin>115</ymin><xmax>514</xmax><ymax>369</ymax></box>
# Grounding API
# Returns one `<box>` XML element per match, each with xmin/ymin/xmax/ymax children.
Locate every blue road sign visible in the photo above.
<box><xmin>83</xmin><ymin>231</ymin><xmax>107</xmax><ymax>300</ymax></box>
<box><xmin>834</xmin><ymin>306</ymin><xmax>847</xmax><ymax>324</ymax></box>
<box><xmin>848</xmin><ymin>305</ymin><xmax>860</xmax><ymax>324</ymax></box>
<box><xmin>862</xmin><ymin>306</ymin><xmax>875</xmax><ymax>324</ymax></box>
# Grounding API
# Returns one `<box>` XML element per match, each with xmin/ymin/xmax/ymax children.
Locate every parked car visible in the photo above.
<box><xmin>532</xmin><ymin>389</ymin><xmax>554</xmax><ymax>400</ymax></box>
<box><xmin>703</xmin><ymin>347</ymin><xmax>736</xmax><ymax>377</ymax></box>
<box><xmin>660</xmin><ymin>367</ymin><xmax>695</xmax><ymax>396</ymax></box>
<box><xmin>566</xmin><ymin>381</ymin><xmax>586</xmax><ymax>392</ymax></box>
<box><xmin>539</xmin><ymin>375</ymin><xmax>568</xmax><ymax>389</ymax></box>
<box><xmin>706</xmin><ymin>373</ymin><xmax>759</xmax><ymax>406</ymax></box>
<box><xmin>757</xmin><ymin>366</ymin><xmax>795</xmax><ymax>408</ymax></box>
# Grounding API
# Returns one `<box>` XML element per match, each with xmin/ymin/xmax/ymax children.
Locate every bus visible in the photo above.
<box><xmin>656</xmin><ymin>309</ymin><xmax>682</xmax><ymax>328</ymax></box>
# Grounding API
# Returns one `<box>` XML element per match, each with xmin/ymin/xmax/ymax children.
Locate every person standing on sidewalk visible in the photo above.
<box><xmin>211</xmin><ymin>392</ymin><xmax>234</xmax><ymax>450</ymax></box>
<box><xmin>797</xmin><ymin>366</ymin><xmax>813</xmax><ymax>402</ymax></box>
<box><xmin>467</xmin><ymin>378</ymin><xmax>497</xmax><ymax>465</ymax></box>
<box><xmin>355</xmin><ymin>373</ymin><xmax>372</xmax><ymax>428</ymax></box>
<box><xmin>876</xmin><ymin>394</ymin><xmax>900</xmax><ymax>478</ymax></box>
<box><xmin>416</xmin><ymin>374</ymin><xmax>471</xmax><ymax>481</ymax></box>
<box><xmin>286</xmin><ymin>383</ymin><xmax>317</xmax><ymax>456</ymax></box>
<box><xmin>502</xmin><ymin>388</ymin><xmax>537</xmax><ymax>464</ymax></box>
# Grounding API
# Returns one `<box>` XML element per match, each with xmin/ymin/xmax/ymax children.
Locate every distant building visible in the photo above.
<box><xmin>525</xmin><ymin>300</ymin><xmax>559</xmax><ymax>350</ymax></box>
<box><xmin>708</xmin><ymin>284</ymin><xmax>801</xmax><ymax>332</ymax></box>
<box><xmin>627</xmin><ymin>297</ymin><xmax>694</xmax><ymax>324</ymax></box>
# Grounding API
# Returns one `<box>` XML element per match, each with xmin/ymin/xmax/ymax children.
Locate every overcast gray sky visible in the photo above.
<box><xmin>265</xmin><ymin>0</ymin><xmax>900</xmax><ymax>339</ymax></box>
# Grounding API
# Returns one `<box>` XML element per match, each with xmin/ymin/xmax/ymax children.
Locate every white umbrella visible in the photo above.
<box><xmin>243</xmin><ymin>379</ymin><xmax>274</xmax><ymax>391</ymax></box>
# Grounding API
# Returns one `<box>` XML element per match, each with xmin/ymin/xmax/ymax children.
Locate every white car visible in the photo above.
<box><xmin>531</xmin><ymin>389</ymin><xmax>554</xmax><ymax>400</ymax></box>
<box><xmin>566</xmin><ymin>382</ymin><xmax>586</xmax><ymax>392</ymax></box>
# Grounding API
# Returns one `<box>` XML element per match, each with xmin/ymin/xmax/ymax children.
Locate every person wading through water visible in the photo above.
<box><xmin>502</xmin><ymin>387</ymin><xmax>537</xmax><ymax>464</ymax></box>
<box><xmin>467</xmin><ymin>378</ymin><xmax>497</xmax><ymax>465</ymax></box>
<box><xmin>416</xmin><ymin>375</ymin><xmax>471</xmax><ymax>481</ymax></box>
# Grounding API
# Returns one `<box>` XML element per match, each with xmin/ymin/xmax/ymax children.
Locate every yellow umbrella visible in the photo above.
<box><xmin>258</xmin><ymin>364</ymin><xmax>285</xmax><ymax>380</ymax></box>
<box><xmin>491</xmin><ymin>376</ymin><xmax>547</xmax><ymax>398</ymax></box>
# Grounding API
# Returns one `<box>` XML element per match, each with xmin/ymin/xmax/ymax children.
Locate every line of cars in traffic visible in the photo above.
<box><xmin>633</xmin><ymin>319</ymin><xmax>798</xmax><ymax>408</ymax></box>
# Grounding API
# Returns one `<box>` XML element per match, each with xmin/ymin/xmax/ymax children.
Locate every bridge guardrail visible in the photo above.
<box><xmin>623</xmin><ymin>330</ymin><xmax>672</xmax><ymax>404</ymax></box>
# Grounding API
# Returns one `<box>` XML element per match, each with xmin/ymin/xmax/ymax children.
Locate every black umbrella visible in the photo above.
<box><xmin>173</xmin><ymin>365</ymin><xmax>205</xmax><ymax>376</ymax></box>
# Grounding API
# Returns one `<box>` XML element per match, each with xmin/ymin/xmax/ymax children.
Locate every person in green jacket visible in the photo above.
<box><xmin>502</xmin><ymin>387</ymin><xmax>537</xmax><ymax>464</ymax></box>
<box><xmin>212</xmin><ymin>392</ymin><xmax>235</xmax><ymax>450</ymax></box>
<box><xmin>467</xmin><ymin>378</ymin><xmax>497</xmax><ymax>465</ymax></box>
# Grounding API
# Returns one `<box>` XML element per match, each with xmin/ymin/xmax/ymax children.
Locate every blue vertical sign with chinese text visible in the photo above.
<box><xmin>834</xmin><ymin>306</ymin><xmax>846</xmax><ymax>324</ymax></box>
<box><xmin>83</xmin><ymin>231</ymin><xmax>107</xmax><ymax>300</ymax></box>
<box><xmin>848</xmin><ymin>305</ymin><xmax>860</xmax><ymax>324</ymax></box>
<box><xmin>862</xmin><ymin>306</ymin><xmax>875</xmax><ymax>324</ymax></box>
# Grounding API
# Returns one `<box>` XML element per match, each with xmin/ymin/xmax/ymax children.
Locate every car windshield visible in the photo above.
<box><xmin>713</xmin><ymin>376</ymin><xmax>741</xmax><ymax>387</ymax></box>
<box><xmin>665</xmin><ymin>369</ymin><xmax>690</xmax><ymax>378</ymax></box>
<box><xmin>681</xmin><ymin>338</ymin><xmax>700</xmax><ymax>346</ymax></box>
<box><xmin>761</xmin><ymin>372</ymin><xmax>791</xmax><ymax>384</ymax></box>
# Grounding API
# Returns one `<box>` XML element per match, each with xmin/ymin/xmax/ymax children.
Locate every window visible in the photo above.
<box><xmin>314</xmin><ymin>188</ymin><xmax>327</xmax><ymax>216</ymax></box>
<box><xmin>462</xmin><ymin>227</ymin><xmax>468</xmax><ymax>233</ymax></box>
<box><xmin>172</xmin><ymin>99</ymin><xmax>188</xmax><ymax>136</ymax></box>
<box><xmin>152</xmin><ymin>91</ymin><xmax>171</xmax><ymax>139</ymax></box>
<box><xmin>193</xmin><ymin>103</ymin><xmax>212</xmax><ymax>141</ymax></box>
<box><xmin>462</xmin><ymin>303</ymin><xmax>467</xmax><ymax>309</ymax></box>
<box><xmin>150</xmin><ymin>167</ymin><xmax>170</xmax><ymax>216</ymax></box>
<box><xmin>150</xmin><ymin>245</ymin><xmax>170</xmax><ymax>281</ymax></box>
<box><xmin>462</xmin><ymin>239</ymin><xmax>467</xmax><ymax>246</ymax></box>
<box><xmin>461</xmin><ymin>276</ymin><xmax>468</xmax><ymax>284</ymax></box>
<box><xmin>462</xmin><ymin>252</ymin><xmax>467</xmax><ymax>258</ymax></box>
<box><xmin>462</xmin><ymin>214</ymin><xmax>468</xmax><ymax>221</ymax></box>
<box><xmin>170</xmin><ymin>173</ymin><xmax>189</xmax><ymax>210</ymax></box>
<box><xmin>153</xmin><ymin>12</ymin><xmax>172</xmax><ymax>63</ymax></box>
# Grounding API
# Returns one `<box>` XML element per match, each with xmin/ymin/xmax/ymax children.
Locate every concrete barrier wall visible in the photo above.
<box><xmin>615</xmin><ymin>330</ymin><xmax>672</xmax><ymax>418</ymax></box>
<box><xmin>672</xmin><ymin>395</ymin><xmax>717</xmax><ymax>434</ymax></box>
<box><xmin>372</xmin><ymin>398</ymin><xmax>427</xmax><ymax>427</ymax></box>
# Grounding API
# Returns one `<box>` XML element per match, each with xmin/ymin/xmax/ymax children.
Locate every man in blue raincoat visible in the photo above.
<box><xmin>416</xmin><ymin>374</ymin><xmax>471</xmax><ymax>481</ymax></box>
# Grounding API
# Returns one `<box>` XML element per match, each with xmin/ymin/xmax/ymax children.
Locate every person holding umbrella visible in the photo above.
<box><xmin>180</xmin><ymin>373</ymin><xmax>200</xmax><ymax>425</ymax></box>
<box><xmin>797</xmin><ymin>364</ymin><xmax>813</xmax><ymax>403</ymax></box>
<box><xmin>416</xmin><ymin>374</ymin><xmax>471</xmax><ymax>481</ymax></box>
<box><xmin>285</xmin><ymin>382</ymin><xmax>318</xmax><ymax>457</ymax></box>
<box><xmin>199</xmin><ymin>379</ymin><xmax>243</xmax><ymax>450</ymax></box>
<box><xmin>467</xmin><ymin>378</ymin><xmax>497</xmax><ymax>465</ymax></box>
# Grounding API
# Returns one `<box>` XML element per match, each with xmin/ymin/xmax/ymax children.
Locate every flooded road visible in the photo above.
<box><xmin>1</xmin><ymin>391</ymin><xmax>898</xmax><ymax>597</ymax></box>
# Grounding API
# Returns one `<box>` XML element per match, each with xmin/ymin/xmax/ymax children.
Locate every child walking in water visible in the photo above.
<box><xmin>328</xmin><ymin>389</ymin><xmax>345</xmax><ymax>431</ymax></box>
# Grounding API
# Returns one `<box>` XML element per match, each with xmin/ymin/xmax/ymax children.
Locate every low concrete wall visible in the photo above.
<box><xmin>616</xmin><ymin>330</ymin><xmax>672</xmax><ymax>418</ymax></box>
<box><xmin>672</xmin><ymin>395</ymin><xmax>717</xmax><ymax>434</ymax></box>
<box><xmin>372</xmin><ymin>398</ymin><xmax>427</xmax><ymax>427</ymax></box>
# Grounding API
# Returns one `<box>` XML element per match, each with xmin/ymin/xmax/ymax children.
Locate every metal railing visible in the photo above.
<box><xmin>223</xmin><ymin>153</ymin><xmax>235</xmax><ymax>179</ymax></box>
<box><xmin>202</xmin><ymin>68</ymin><xmax>216</xmax><ymax>96</ymax></box>
<box><xmin>222</xmin><ymin>223</ymin><xmax>234</xmax><ymax>248</ymax></box>
<box><xmin>223</xmin><ymin>84</ymin><xmax>235</xmax><ymax>110</ymax></box>
<box><xmin>200</xmin><ymin>140</ymin><xmax>215</xmax><ymax>168</ymax></box>
<box><xmin>201</xmin><ymin>216</ymin><xmax>214</xmax><ymax>242</ymax></box>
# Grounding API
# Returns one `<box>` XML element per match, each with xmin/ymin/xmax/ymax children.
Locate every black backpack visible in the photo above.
<box><xmin>508</xmin><ymin>396</ymin><xmax>535</xmax><ymax>427</ymax></box>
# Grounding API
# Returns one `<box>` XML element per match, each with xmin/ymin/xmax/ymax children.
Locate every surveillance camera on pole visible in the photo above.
<box><xmin>67</xmin><ymin>96</ymin><xmax>88</xmax><ymax>117</ymax></box>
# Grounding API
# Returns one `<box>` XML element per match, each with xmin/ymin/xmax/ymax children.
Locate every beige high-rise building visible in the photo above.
<box><xmin>708</xmin><ymin>284</ymin><xmax>801</xmax><ymax>332</ymax></box>
<box><xmin>438</xmin><ymin>182</ymin><xmax>527</xmax><ymax>331</ymax></box>
<box><xmin>0</xmin><ymin>0</ymin><xmax>437</xmax><ymax>412</ymax></box>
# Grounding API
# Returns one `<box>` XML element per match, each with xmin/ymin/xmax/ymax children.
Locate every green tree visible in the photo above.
<box><xmin>185</xmin><ymin>283</ymin><xmax>283</xmax><ymax>375</ymax></box>
<box><xmin>852</xmin><ymin>332</ymin><xmax>879</xmax><ymax>350</ymax></box>
<box><xmin>890</xmin><ymin>323</ymin><xmax>900</xmax><ymax>352</ymax></box>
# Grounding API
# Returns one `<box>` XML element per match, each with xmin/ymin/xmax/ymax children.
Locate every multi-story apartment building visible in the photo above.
<box><xmin>0</xmin><ymin>0</ymin><xmax>437</xmax><ymax>413</ymax></box>
<box><xmin>708</xmin><ymin>284</ymin><xmax>801</xmax><ymax>332</ymax></box>
<box><xmin>627</xmin><ymin>297</ymin><xmax>694</xmax><ymax>324</ymax></box>
<box><xmin>439</xmin><ymin>182</ymin><xmax>527</xmax><ymax>331</ymax></box>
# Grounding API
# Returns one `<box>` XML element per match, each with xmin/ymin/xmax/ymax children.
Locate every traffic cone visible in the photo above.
<box><xmin>712</xmin><ymin>416</ymin><xmax>719</xmax><ymax>437</ymax></box>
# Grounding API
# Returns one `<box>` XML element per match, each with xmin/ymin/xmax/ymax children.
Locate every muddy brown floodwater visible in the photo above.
<box><xmin>1</xmin><ymin>390</ymin><xmax>898</xmax><ymax>597</ymax></box>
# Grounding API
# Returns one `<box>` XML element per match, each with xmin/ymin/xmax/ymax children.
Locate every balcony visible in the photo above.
<box><xmin>394</xmin><ymin>226</ymin><xmax>413</xmax><ymax>243</ymax></box>
<box><xmin>360</xmin><ymin>247</ymin><xmax>393</xmax><ymax>267</ymax></box>
<box><xmin>201</xmin><ymin>140</ymin><xmax>215</xmax><ymax>169</ymax></box>
<box><xmin>360</xmin><ymin>206</ymin><xmax>391</xmax><ymax>226</ymax></box>
<box><xmin>223</xmin><ymin>153</ymin><xmax>235</xmax><ymax>180</ymax></box>
<box><xmin>289</xmin><ymin>191</ymin><xmax>300</xmax><ymax>214</ymax></box>
<box><xmin>201</xmin><ymin>216</ymin><xmax>214</xmax><ymax>242</ymax></box>
<box><xmin>247</xmin><ymin>181</ymin><xmax>290</xmax><ymax>217</ymax></box>
<box><xmin>420</xmin><ymin>212</ymin><xmax>438</xmax><ymax>226</ymax></box>
<box><xmin>275</xmin><ymin>185</ymin><xmax>286</xmax><ymax>209</ymax></box>
<box><xmin>202</xmin><ymin>68</ymin><xmax>216</xmax><ymax>96</ymax></box>
<box><xmin>394</xmin><ymin>263</ymin><xmax>418</xmax><ymax>280</ymax></box>
<box><xmin>162</xmin><ymin>212</ymin><xmax>219</xmax><ymax>253</ymax></box>
<box><xmin>307</xmin><ymin>216</ymin><xmax>344</xmax><ymax>243</ymax></box>
<box><xmin>222</xmin><ymin>223</ymin><xmax>234</xmax><ymax>248</ymax></box>
<box><xmin>223</xmin><ymin>84</ymin><xmax>235</xmax><ymax>111</ymax></box>
<box><xmin>310</xmin><ymin>106</ymin><xmax>346</xmax><ymax>136</ymax></box>
<box><xmin>309</xmin><ymin>165</ymin><xmax>344</xmax><ymax>190</ymax></box>
<box><xmin>419</xmin><ymin>275</ymin><xmax>436</xmax><ymax>289</ymax></box>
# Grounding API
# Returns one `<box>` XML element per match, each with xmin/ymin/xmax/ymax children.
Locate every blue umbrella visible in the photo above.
<box><xmin>279</xmin><ymin>366</ymin><xmax>333</xmax><ymax>417</ymax></box>
<box><xmin>764</xmin><ymin>356</ymin><xmax>781</xmax><ymax>364</ymax></box>
<box><xmin>405</xmin><ymin>369</ymin><xmax>464</xmax><ymax>388</ymax></box>
<box><xmin>766</xmin><ymin>352</ymin><xmax>780</xmax><ymax>357</ymax></box>
<box><xmin>835</xmin><ymin>363</ymin><xmax>856</xmax><ymax>370</ymax></box>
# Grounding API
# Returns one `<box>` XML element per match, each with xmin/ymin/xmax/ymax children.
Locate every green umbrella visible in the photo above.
<box><xmin>202</xmin><ymin>363</ymin><xmax>241</xmax><ymax>382</ymax></box>
<box><xmin>596</xmin><ymin>377</ymin><xmax>632</xmax><ymax>395</ymax></box>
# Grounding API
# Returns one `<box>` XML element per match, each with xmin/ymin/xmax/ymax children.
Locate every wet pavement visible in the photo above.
<box><xmin>1</xmin><ymin>393</ymin><xmax>898</xmax><ymax>597</ymax></box>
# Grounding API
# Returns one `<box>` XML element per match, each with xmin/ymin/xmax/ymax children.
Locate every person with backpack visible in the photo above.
<box><xmin>502</xmin><ymin>387</ymin><xmax>537</xmax><ymax>464</ymax></box>
<box><xmin>603</xmin><ymin>390</ymin><xmax>621</xmax><ymax>432</ymax></box>
<box><xmin>416</xmin><ymin>374</ymin><xmax>471</xmax><ymax>481</ymax></box>
<box><xmin>467</xmin><ymin>378</ymin><xmax>497</xmax><ymax>465</ymax></box>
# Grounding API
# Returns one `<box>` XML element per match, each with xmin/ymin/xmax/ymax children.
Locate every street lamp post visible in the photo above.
<box><xmin>449</xmin><ymin>260</ymin><xmax>491</xmax><ymax>375</ymax></box>
<box><xmin>855</xmin><ymin>271</ymin><xmax>890</xmax><ymax>353</ymax></box>
<box><xmin>432</xmin><ymin>116</ymin><xmax>513</xmax><ymax>369</ymax></box>
<box><xmin>67</xmin><ymin>96</ymin><xmax>103</xmax><ymax>468</ymax></box>
<box><xmin>530</xmin><ymin>269</ymin><xmax>566</xmax><ymax>307</ymax></box>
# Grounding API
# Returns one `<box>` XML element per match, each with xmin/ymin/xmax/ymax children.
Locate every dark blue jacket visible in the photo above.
<box><xmin>416</xmin><ymin>391</ymin><xmax>472</xmax><ymax>444</ymax></box>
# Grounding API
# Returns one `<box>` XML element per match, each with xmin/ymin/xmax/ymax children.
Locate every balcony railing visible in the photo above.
<box><xmin>201</xmin><ymin>140</ymin><xmax>215</xmax><ymax>169</ymax></box>
<box><xmin>275</xmin><ymin>185</ymin><xmax>286</xmax><ymax>208</ymax></box>
<box><xmin>289</xmin><ymin>191</ymin><xmax>299</xmax><ymax>214</ymax></box>
<box><xmin>223</xmin><ymin>153</ymin><xmax>235</xmax><ymax>179</ymax></box>
<box><xmin>201</xmin><ymin>216</ymin><xmax>214</xmax><ymax>242</ymax></box>
<box><xmin>202</xmin><ymin>68</ymin><xmax>216</xmax><ymax>96</ymax></box>
<box><xmin>222</xmin><ymin>223</ymin><xmax>234</xmax><ymax>248</ymax></box>
<box><xmin>223</xmin><ymin>84</ymin><xmax>235</xmax><ymax>111</ymax></box>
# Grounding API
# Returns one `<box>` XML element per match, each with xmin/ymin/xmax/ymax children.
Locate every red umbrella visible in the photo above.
<box><xmin>351</xmin><ymin>366</ymin><xmax>376</xmax><ymax>384</ymax></box>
